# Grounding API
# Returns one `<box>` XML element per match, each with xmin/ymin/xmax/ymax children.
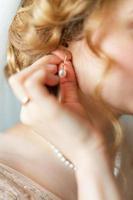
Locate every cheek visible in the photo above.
<box><xmin>71</xmin><ymin>40</ymin><xmax>106</xmax><ymax>95</ymax></box>
<box><xmin>100</xmin><ymin>34</ymin><xmax>133</xmax><ymax>112</ymax></box>
<box><xmin>101</xmin><ymin>34</ymin><xmax>133</xmax><ymax>73</ymax></box>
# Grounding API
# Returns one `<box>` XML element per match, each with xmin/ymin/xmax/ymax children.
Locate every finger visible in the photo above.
<box><xmin>44</xmin><ymin>72</ymin><xmax>59</xmax><ymax>86</ymax></box>
<box><xmin>58</xmin><ymin>61</ymin><xmax>79</xmax><ymax>104</ymax></box>
<box><xmin>24</xmin><ymin>69</ymin><xmax>58</xmax><ymax>110</ymax></box>
<box><xmin>8</xmin><ymin>74</ymin><xmax>30</xmax><ymax>104</ymax></box>
<box><xmin>9</xmin><ymin>67</ymin><xmax>59</xmax><ymax>104</ymax></box>
<box><xmin>9</xmin><ymin>54</ymin><xmax>61</xmax><ymax>83</ymax></box>
<box><xmin>8</xmin><ymin>54</ymin><xmax>61</xmax><ymax>103</ymax></box>
<box><xmin>30</xmin><ymin>54</ymin><xmax>62</xmax><ymax>72</ymax></box>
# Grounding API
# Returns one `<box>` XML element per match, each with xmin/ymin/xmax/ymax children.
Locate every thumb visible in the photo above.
<box><xmin>58</xmin><ymin>61</ymin><xmax>79</xmax><ymax>104</ymax></box>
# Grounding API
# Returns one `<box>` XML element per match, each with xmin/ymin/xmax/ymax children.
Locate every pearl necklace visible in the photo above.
<box><xmin>46</xmin><ymin>140</ymin><xmax>121</xmax><ymax>176</ymax></box>
<box><xmin>33</xmin><ymin>131</ymin><xmax>121</xmax><ymax>176</ymax></box>
<box><xmin>46</xmin><ymin>140</ymin><xmax>77</xmax><ymax>171</ymax></box>
<box><xmin>46</xmin><ymin>139</ymin><xmax>121</xmax><ymax>177</ymax></box>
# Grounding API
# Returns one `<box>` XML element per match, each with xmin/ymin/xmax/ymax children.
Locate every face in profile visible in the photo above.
<box><xmin>69</xmin><ymin>0</ymin><xmax>133</xmax><ymax>116</ymax></box>
<box><xmin>6</xmin><ymin>0</ymin><xmax>133</xmax><ymax>117</ymax></box>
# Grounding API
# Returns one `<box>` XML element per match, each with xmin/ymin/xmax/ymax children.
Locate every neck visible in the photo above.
<box><xmin>79</xmin><ymin>92</ymin><xmax>113</xmax><ymax>131</ymax></box>
<box><xmin>79</xmin><ymin>91</ymin><xmax>122</xmax><ymax>158</ymax></box>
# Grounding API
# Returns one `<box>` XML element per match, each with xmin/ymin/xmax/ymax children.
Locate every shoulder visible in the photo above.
<box><xmin>0</xmin><ymin>123</ymin><xmax>34</xmax><ymax>159</ymax></box>
<box><xmin>0</xmin><ymin>123</ymin><xmax>47</xmax><ymax>166</ymax></box>
<box><xmin>0</xmin><ymin>123</ymin><xmax>44</xmax><ymax>152</ymax></box>
<box><xmin>3</xmin><ymin>122</ymin><xmax>32</xmax><ymax>136</ymax></box>
<box><xmin>0</xmin><ymin>162</ymin><xmax>62</xmax><ymax>200</ymax></box>
<box><xmin>0</xmin><ymin>125</ymin><xmax>62</xmax><ymax>200</ymax></box>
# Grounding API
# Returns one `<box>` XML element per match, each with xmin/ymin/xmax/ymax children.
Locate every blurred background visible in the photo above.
<box><xmin>0</xmin><ymin>0</ymin><xmax>133</xmax><ymax>136</ymax></box>
<box><xmin>0</xmin><ymin>0</ymin><xmax>21</xmax><ymax>131</ymax></box>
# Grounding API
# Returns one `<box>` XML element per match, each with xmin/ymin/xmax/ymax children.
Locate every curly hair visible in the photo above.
<box><xmin>5</xmin><ymin>0</ymin><xmax>123</xmax><ymax>161</ymax></box>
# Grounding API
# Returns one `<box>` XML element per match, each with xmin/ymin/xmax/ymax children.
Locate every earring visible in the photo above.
<box><xmin>58</xmin><ymin>55</ymin><xmax>67</xmax><ymax>78</ymax></box>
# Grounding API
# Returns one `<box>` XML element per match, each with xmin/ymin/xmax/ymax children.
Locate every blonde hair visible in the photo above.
<box><xmin>5</xmin><ymin>0</ymin><xmax>123</xmax><ymax>160</ymax></box>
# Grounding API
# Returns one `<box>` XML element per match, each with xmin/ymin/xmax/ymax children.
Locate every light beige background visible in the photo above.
<box><xmin>0</xmin><ymin>0</ymin><xmax>21</xmax><ymax>131</ymax></box>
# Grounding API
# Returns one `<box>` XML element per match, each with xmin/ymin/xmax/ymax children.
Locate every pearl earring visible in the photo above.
<box><xmin>58</xmin><ymin>56</ymin><xmax>67</xmax><ymax>78</ymax></box>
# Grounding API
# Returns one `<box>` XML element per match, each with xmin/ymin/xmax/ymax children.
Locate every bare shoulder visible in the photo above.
<box><xmin>0</xmin><ymin>123</ymin><xmax>35</xmax><ymax>150</ymax></box>
<box><xmin>0</xmin><ymin>123</ymin><xmax>52</xmax><ymax>178</ymax></box>
<box><xmin>0</xmin><ymin>125</ymin><xmax>63</xmax><ymax>200</ymax></box>
<box><xmin>1</xmin><ymin>123</ymin><xmax>46</xmax><ymax>149</ymax></box>
<box><xmin>0</xmin><ymin>124</ymin><xmax>77</xmax><ymax>200</ymax></box>
<box><xmin>0</xmin><ymin>162</ymin><xmax>62</xmax><ymax>200</ymax></box>
<box><xmin>4</xmin><ymin>122</ymin><xmax>33</xmax><ymax>136</ymax></box>
<box><xmin>0</xmin><ymin>125</ymin><xmax>28</xmax><ymax>167</ymax></box>
<box><xmin>0</xmin><ymin>123</ymin><xmax>48</xmax><ymax>164</ymax></box>
<box><xmin>0</xmin><ymin>125</ymin><xmax>62</xmax><ymax>199</ymax></box>
<box><xmin>3</xmin><ymin>123</ymin><xmax>49</xmax><ymax>150</ymax></box>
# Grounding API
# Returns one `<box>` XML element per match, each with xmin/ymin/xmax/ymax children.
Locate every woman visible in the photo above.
<box><xmin>0</xmin><ymin>0</ymin><xmax>132</xmax><ymax>199</ymax></box>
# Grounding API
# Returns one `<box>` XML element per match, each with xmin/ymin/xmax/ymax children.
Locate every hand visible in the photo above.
<box><xmin>8</xmin><ymin>48</ymin><xmax>105</xmax><ymax>166</ymax></box>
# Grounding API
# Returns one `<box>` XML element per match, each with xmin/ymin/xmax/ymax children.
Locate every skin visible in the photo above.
<box><xmin>0</xmin><ymin>0</ymin><xmax>132</xmax><ymax>199</ymax></box>
<box><xmin>69</xmin><ymin>0</ymin><xmax>133</xmax><ymax>116</ymax></box>
<box><xmin>7</xmin><ymin>50</ymin><xmax>120</xmax><ymax>200</ymax></box>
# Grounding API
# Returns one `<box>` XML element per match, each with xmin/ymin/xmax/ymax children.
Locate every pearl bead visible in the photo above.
<box><xmin>57</xmin><ymin>152</ymin><xmax>63</xmax><ymax>158</ymax></box>
<box><xmin>64</xmin><ymin>160</ymin><xmax>70</xmax><ymax>166</ymax></box>
<box><xmin>69</xmin><ymin>163</ymin><xmax>74</xmax><ymax>168</ymax></box>
<box><xmin>32</xmin><ymin>131</ymin><xmax>77</xmax><ymax>171</ymax></box>
<box><xmin>48</xmin><ymin>142</ymin><xmax>77</xmax><ymax>171</ymax></box>
<box><xmin>61</xmin><ymin>157</ymin><xmax>66</xmax><ymax>162</ymax></box>
<box><xmin>59</xmin><ymin>68</ymin><xmax>67</xmax><ymax>78</ymax></box>
<box><xmin>53</xmin><ymin>148</ymin><xmax>59</xmax><ymax>153</ymax></box>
